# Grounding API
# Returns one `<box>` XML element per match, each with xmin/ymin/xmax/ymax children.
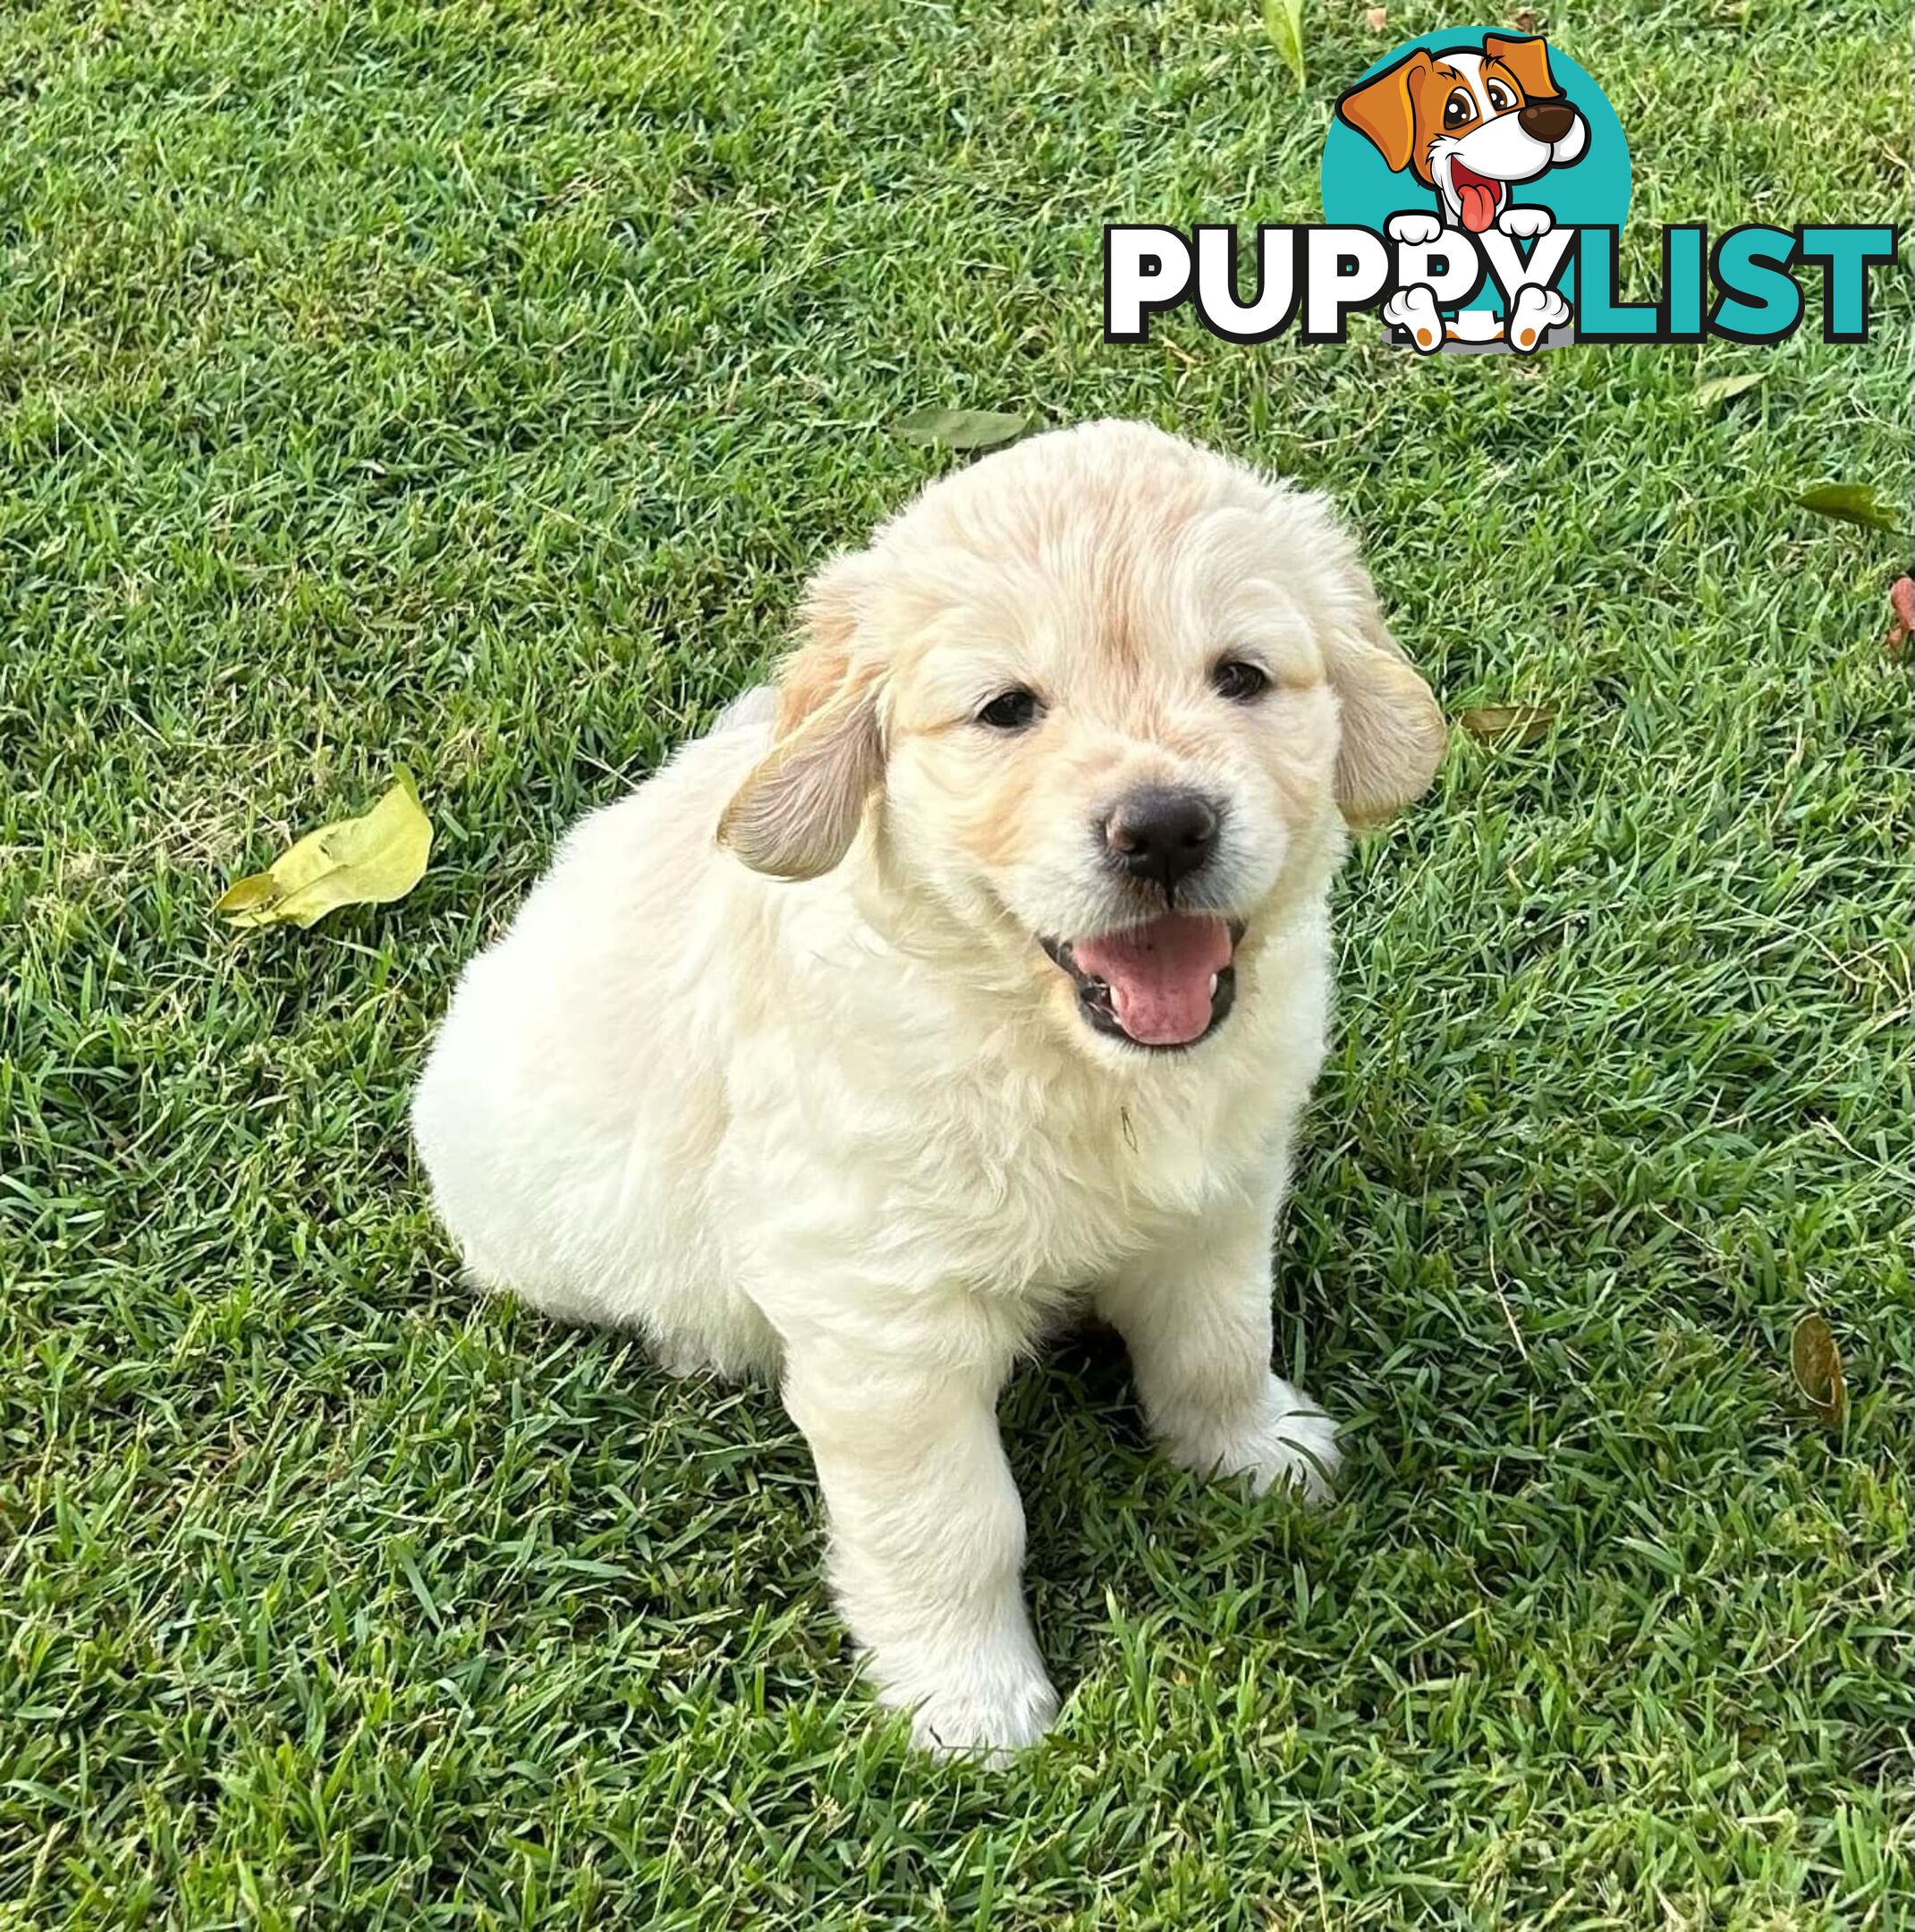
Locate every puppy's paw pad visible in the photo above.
<box><xmin>1496</xmin><ymin>205</ymin><xmax>1554</xmax><ymax>239</ymax></box>
<box><xmin>1386</xmin><ymin>212</ymin><xmax>1444</xmax><ymax>246</ymax></box>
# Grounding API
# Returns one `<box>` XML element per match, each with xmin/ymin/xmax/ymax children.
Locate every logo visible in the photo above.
<box><xmin>1326</xmin><ymin>30</ymin><xmax>1625</xmax><ymax>351</ymax></box>
<box><xmin>1105</xmin><ymin>28</ymin><xmax>1896</xmax><ymax>355</ymax></box>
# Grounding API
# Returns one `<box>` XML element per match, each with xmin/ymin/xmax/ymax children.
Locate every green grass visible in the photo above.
<box><xmin>2</xmin><ymin>0</ymin><xmax>1909</xmax><ymax>1925</ymax></box>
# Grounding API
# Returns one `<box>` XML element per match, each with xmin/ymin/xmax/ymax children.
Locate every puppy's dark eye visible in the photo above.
<box><xmin>1486</xmin><ymin>80</ymin><xmax>1516</xmax><ymax>113</ymax></box>
<box><xmin>1211</xmin><ymin>660</ymin><xmax>1268</xmax><ymax>703</ymax></box>
<box><xmin>1444</xmin><ymin>88</ymin><xmax>1475</xmax><ymax>129</ymax></box>
<box><xmin>977</xmin><ymin>688</ymin><xmax>1040</xmax><ymax>731</ymax></box>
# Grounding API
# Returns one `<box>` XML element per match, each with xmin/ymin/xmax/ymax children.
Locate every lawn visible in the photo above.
<box><xmin>2</xmin><ymin>0</ymin><xmax>1909</xmax><ymax>1925</ymax></box>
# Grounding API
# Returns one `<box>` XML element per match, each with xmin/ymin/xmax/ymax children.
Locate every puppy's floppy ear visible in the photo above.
<box><xmin>717</xmin><ymin>555</ymin><xmax>885</xmax><ymax>880</ymax></box>
<box><xmin>1335</xmin><ymin>49</ymin><xmax>1429</xmax><ymax>175</ymax></box>
<box><xmin>1482</xmin><ymin>33</ymin><xmax>1562</xmax><ymax>101</ymax></box>
<box><xmin>1320</xmin><ymin>561</ymin><xmax>1446</xmax><ymax>829</ymax></box>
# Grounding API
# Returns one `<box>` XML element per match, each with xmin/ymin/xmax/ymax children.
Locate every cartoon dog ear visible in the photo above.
<box><xmin>717</xmin><ymin>555</ymin><xmax>885</xmax><ymax>880</ymax></box>
<box><xmin>1482</xmin><ymin>33</ymin><xmax>1563</xmax><ymax>101</ymax></box>
<box><xmin>1318</xmin><ymin>546</ymin><xmax>1446</xmax><ymax>827</ymax></box>
<box><xmin>1335</xmin><ymin>48</ymin><xmax>1431</xmax><ymax>175</ymax></box>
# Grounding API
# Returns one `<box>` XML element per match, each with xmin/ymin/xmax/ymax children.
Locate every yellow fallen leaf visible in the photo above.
<box><xmin>1694</xmin><ymin>371</ymin><xmax>1767</xmax><ymax>411</ymax></box>
<box><xmin>1790</xmin><ymin>1313</ymin><xmax>1846</xmax><ymax>1428</ymax></box>
<box><xmin>216</xmin><ymin>770</ymin><xmax>433</xmax><ymax>930</ymax></box>
<box><xmin>1460</xmin><ymin>704</ymin><xmax>1557</xmax><ymax>746</ymax></box>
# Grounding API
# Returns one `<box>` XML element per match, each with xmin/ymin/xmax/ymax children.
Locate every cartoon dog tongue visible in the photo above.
<box><xmin>1452</xmin><ymin>164</ymin><xmax>1501</xmax><ymax>233</ymax></box>
<box><xmin>1072</xmin><ymin>913</ymin><xmax>1233</xmax><ymax>1046</ymax></box>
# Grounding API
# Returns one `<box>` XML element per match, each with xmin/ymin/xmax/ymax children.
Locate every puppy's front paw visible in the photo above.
<box><xmin>908</xmin><ymin>1672</ymin><xmax>1059</xmax><ymax>1764</ymax></box>
<box><xmin>1496</xmin><ymin>204</ymin><xmax>1554</xmax><ymax>240</ymax></box>
<box><xmin>1506</xmin><ymin>284</ymin><xmax>1572</xmax><ymax>352</ymax></box>
<box><xmin>871</xmin><ymin>1638</ymin><xmax>1059</xmax><ymax>1763</ymax></box>
<box><xmin>1381</xmin><ymin>286</ymin><xmax>1445</xmax><ymax>354</ymax></box>
<box><xmin>1386</xmin><ymin>212</ymin><xmax>1443</xmax><ymax>246</ymax></box>
<box><xmin>1170</xmin><ymin>1375</ymin><xmax>1341</xmax><ymax>1505</ymax></box>
<box><xmin>1240</xmin><ymin>1401</ymin><xmax>1341</xmax><ymax>1504</ymax></box>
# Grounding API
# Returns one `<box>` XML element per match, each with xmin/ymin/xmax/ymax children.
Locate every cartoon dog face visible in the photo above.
<box><xmin>1336</xmin><ymin>34</ymin><xmax>1588</xmax><ymax>233</ymax></box>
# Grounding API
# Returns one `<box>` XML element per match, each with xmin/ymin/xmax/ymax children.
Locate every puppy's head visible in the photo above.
<box><xmin>1336</xmin><ymin>35</ymin><xmax>1589</xmax><ymax>233</ymax></box>
<box><xmin>720</xmin><ymin>421</ymin><xmax>1444</xmax><ymax>1060</ymax></box>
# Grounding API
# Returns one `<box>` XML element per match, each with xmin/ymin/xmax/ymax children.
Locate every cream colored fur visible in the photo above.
<box><xmin>411</xmin><ymin>419</ymin><xmax>1444</xmax><ymax>1758</ymax></box>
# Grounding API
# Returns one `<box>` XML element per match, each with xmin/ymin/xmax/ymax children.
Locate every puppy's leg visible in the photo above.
<box><xmin>782</xmin><ymin>1332</ymin><xmax>1057</xmax><ymax>1759</ymax></box>
<box><xmin>1096</xmin><ymin>1182</ymin><xmax>1340</xmax><ymax>1504</ymax></box>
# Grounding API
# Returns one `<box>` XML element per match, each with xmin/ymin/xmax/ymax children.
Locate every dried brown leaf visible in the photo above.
<box><xmin>1790</xmin><ymin>1314</ymin><xmax>1846</xmax><ymax>1427</ymax></box>
<box><xmin>1885</xmin><ymin>574</ymin><xmax>1915</xmax><ymax>659</ymax></box>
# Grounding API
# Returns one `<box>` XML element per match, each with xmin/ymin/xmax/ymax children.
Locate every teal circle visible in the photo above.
<box><xmin>1320</xmin><ymin>28</ymin><xmax>1630</xmax><ymax>305</ymax></box>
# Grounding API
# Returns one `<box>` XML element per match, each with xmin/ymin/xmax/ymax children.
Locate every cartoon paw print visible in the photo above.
<box><xmin>1497</xmin><ymin>206</ymin><xmax>1555</xmax><ymax>240</ymax></box>
<box><xmin>1507</xmin><ymin>285</ymin><xmax>1571</xmax><ymax>352</ymax></box>
<box><xmin>1386</xmin><ymin>213</ymin><xmax>1444</xmax><ymax>246</ymax></box>
<box><xmin>1382</xmin><ymin>286</ymin><xmax>1445</xmax><ymax>354</ymax></box>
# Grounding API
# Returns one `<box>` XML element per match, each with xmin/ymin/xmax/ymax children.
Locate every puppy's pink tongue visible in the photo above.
<box><xmin>1073</xmin><ymin>914</ymin><xmax>1232</xmax><ymax>1046</ymax></box>
<box><xmin>1456</xmin><ymin>176</ymin><xmax>1498</xmax><ymax>233</ymax></box>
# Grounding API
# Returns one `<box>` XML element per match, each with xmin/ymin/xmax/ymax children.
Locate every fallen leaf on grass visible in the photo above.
<box><xmin>1264</xmin><ymin>0</ymin><xmax>1306</xmax><ymax>89</ymax></box>
<box><xmin>1694</xmin><ymin>371</ymin><xmax>1767</xmax><ymax>411</ymax></box>
<box><xmin>1513</xmin><ymin>7</ymin><xmax>1538</xmax><ymax>30</ymax></box>
<box><xmin>1790</xmin><ymin>1314</ymin><xmax>1846</xmax><ymax>1427</ymax></box>
<box><xmin>1885</xmin><ymin>574</ymin><xmax>1915</xmax><ymax>658</ymax></box>
<box><xmin>1365</xmin><ymin>6</ymin><xmax>1388</xmax><ymax>31</ymax></box>
<box><xmin>1795</xmin><ymin>481</ymin><xmax>1904</xmax><ymax>534</ymax></box>
<box><xmin>1459</xmin><ymin>704</ymin><xmax>1556</xmax><ymax>746</ymax></box>
<box><xmin>216</xmin><ymin>770</ymin><xmax>433</xmax><ymax>930</ymax></box>
<box><xmin>894</xmin><ymin>408</ymin><xmax>1030</xmax><ymax>452</ymax></box>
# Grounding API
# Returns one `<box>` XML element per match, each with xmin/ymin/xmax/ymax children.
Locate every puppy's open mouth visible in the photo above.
<box><xmin>1447</xmin><ymin>159</ymin><xmax>1506</xmax><ymax>234</ymax></box>
<box><xmin>1040</xmin><ymin>914</ymin><xmax>1243</xmax><ymax>1052</ymax></box>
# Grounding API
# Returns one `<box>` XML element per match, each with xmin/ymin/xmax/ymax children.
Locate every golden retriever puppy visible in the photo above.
<box><xmin>412</xmin><ymin>419</ymin><xmax>1445</xmax><ymax>1757</ymax></box>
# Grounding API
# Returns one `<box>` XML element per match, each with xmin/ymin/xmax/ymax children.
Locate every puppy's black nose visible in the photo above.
<box><xmin>1104</xmin><ymin>787</ymin><xmax>1221</xmax><ymax>890</ymax></box>
<box><xmin>1519</xmin><ymin>99</ymin><xmax>1576</xmax><ymax>143</ymax></box>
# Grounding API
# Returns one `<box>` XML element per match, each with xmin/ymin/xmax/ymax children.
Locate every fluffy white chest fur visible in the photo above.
<box><xmin>413</xmin><ymin>421</ymin><xmax>1443</xmax><ymax>1757</ymax></box>
<box><xmin>419</xmin><ymin>703</ymin><xmax>1333</xmax><ymax>1359</ymax></box>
